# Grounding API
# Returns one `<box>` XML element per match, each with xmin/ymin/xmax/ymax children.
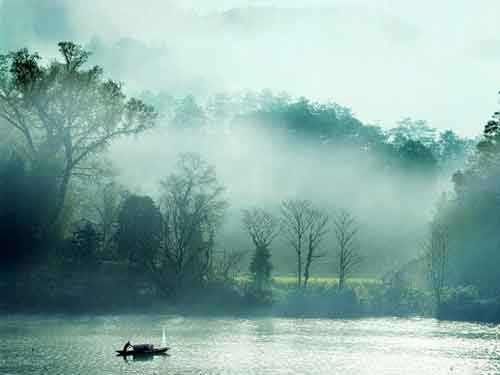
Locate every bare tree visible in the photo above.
<box><xmin>280</xmin><ymin>199</ymin><xmax>313</xmax><ymax>288</ymax></box>
<box><xmin>93</xmin><ymin>181</ymin><xmax>128</xmax><ymax>256</ymax></box>
<box><xmin>243</xmin><ymin>208</ymin><xmax>279</xmax><ymax>251</ymax></box>
<box><xmin>303</xmin><ymin>208</ymin><xmax>329</xmax><ymax>288</ymax></box>
<box><xmin>0</xmin><ymin>42</ymin><xmax>156</xmax><ymax>226</ymax></box>
<box><xmin>159</xmin><ymin>153</ymin><xmax>227</xmax><ymax>294</ymax></box>
<box><xmin>212</xmin><ymin>249</ymin><xmax>247</xmax><ymax>282</ymax></box>
<box><xmin>243</xmin><ymin>208</ymin><xmax>279</xmax><ymax>290</ymax></box>
<box><xmin>280</xmin><ymin>200</ymin><xmax>329</xmax><ymax>288</ymax></box>
<box><xmin>334</xmin><ymin>210</ymin><xmax>362</xmax><ymax>290</ymax></box>
<box><xmin>423</xmin><ymin>222</ymin><xmax>449</xmax><ymax>313</ymax></box>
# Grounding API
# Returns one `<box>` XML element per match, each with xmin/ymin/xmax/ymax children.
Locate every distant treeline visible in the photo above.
<box><xmin>142</xmin><ymin>89</ymin><xmax>473</xmax><ymax>172</ymax></box>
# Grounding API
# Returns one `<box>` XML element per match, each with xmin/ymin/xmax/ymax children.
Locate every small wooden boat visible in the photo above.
<box><xmin>116</xmin><ymin>347</ymin><xmax>170</xmax><ymax>356</ymax></box>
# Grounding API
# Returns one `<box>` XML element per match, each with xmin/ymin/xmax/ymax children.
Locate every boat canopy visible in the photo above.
<box><xmin>133</xmin><ymin>344</ymin><xmax>154</xmax><ymax>352</ymax></box>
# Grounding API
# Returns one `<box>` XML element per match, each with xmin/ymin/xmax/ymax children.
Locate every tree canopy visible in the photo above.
<box><xmin>0</xmin><ymin>42</ymin><xmax>157</xmax><ymax>225</ymax></box>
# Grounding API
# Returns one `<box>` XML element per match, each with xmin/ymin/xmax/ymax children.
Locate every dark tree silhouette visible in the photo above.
<box><xmin>71</xmin><ymin>220</ymin><xmax>100</xmax><ymax>266</ymax></box>
<box><xmin>423</xmin><ymin>222</ymin><xmax>449</xmax><ymax>315</ymax></box>
<box><xmin>0</xmin><ymin>154</ymin><xmax>57</xmax><ymax>269</ymax></box>
<box><xmin>116</xmin><ymin>194</ymin><xmax>162</xmax><ymax>269</ymax></box>
<box><xmin>281</xmin><ymin>200</ymin><xmax>329</xmax><ymax>288</ymax></box>
<box><xmin>303</xmin><ymin>208</ymin><xmax>329</xmax><ymax>288</ymax></box>
<box><xmin>159</xmin><ymin>153</ymin><xmax>227</xmax><ymax>294</ymax></box>
<box><xmin>0</xmin><ymin>42</ymin><xmax>157</xmax><ymax>226</ymax></box>
<box><xmin>280</xmin><ymin>199</ymin><xmax>313</xmax><ymax>288</ymax></box>
<box><xmin>243</xmin><ymin>208</ymin><xmax>278</xmax><ymax>291</ymax></box>
<box><xmin>334</xmin><ymin>211</ymin><xmax>362</xmax><ymax>290</ymax></box>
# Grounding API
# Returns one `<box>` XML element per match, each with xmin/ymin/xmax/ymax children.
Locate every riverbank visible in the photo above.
<box><xmin>0</xmin><ymin>276</ymin><xmax>428</xmax><ymax>319</ymax></box>
<box><xmin>2</xmin><ymin>271</ymin><xmax>498</xmax><ymax>324</ymax></box>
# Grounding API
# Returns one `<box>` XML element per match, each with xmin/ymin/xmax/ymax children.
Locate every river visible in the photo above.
<box><xmin>1</xmin><ymin>315</ymin><xmax>499</xmax><ymax>374</ymax></box>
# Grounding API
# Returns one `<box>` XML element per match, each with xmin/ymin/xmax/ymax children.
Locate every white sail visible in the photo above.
<box><xmin>161</xmin><ymin>326</ymin><xmax>166</xmax><ymax>347</ymax></box>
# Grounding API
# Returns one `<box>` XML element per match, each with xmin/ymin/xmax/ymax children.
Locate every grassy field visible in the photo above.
<box><xmin>236</xmin><ymin>275</ymin><xmax>381</xmax><ymax>289</ymax></box>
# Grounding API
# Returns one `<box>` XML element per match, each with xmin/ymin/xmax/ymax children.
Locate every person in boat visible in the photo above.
<box><xmin>122</xmin><ymin>341</ymin><xmax>132</xmax><ymax>352</ymax></box>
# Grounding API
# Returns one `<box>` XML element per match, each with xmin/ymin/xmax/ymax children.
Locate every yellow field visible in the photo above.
<box><xmin>236</xmin><ymin>275</ymin><xmax>380</xmax><ymax>288</ymax></box>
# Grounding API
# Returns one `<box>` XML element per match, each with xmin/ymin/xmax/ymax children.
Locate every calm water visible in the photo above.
<box><xmin>1</xmin><ymin>315</ymin><xmax>499</xmax><ymax>375</ymax></box>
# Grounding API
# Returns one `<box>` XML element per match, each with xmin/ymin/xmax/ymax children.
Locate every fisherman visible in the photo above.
<box><xmin>122</xmin><ymin>341</ymin><xmax>132</xmax><ymax>352</ymax></box>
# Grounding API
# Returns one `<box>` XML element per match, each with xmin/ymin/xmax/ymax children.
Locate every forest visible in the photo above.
<box><xmin>0</xmin><ymin>42</ymin><xmax>499</xmax><ymax>322</ymax></box>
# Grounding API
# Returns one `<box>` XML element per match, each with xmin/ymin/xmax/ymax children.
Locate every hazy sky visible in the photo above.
<box><xmin>1</xmin><ymin>0</ymin><xmax>499</xmax><ymax>136</ymax></box>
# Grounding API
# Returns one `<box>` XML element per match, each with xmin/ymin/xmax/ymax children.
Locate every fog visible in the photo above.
<box><xmin>107</xmin><ymin>113</ymin><xmax>441</xmax><ymax>275</ymax></box>
<box><xmin>1</xmin><ymin>0</ymin><xmax>499</xmax><ymax>136</ymax></box>
<box><xmin>0</xmin><ymin>0</ymin><xmax>482</xmax><ymax>275</ymax></box>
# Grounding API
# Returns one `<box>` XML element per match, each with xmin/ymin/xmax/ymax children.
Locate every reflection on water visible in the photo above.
<box><xmin>122</xmin><ymin>353</ymin><xmax>169</xmax><ymax>363</ymax></box>
<box><xmin>1</xmin><ymin>315</ymin><xmax>499</xmax><ymax>375</ymax></box>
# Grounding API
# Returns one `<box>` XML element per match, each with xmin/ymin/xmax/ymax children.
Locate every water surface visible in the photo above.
<box><xmin>1</xmin><ymin>315</ymin><xmax>499</xmax><ymax>375</ymax></box>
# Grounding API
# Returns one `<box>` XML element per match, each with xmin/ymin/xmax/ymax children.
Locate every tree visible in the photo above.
<box><xmin>0</xmin><ymin>153</ymin><xmax>58</xmax><ymax>269</ymax></box>
<box><xmin>389</xmin><ymin>118</ymin><xmax>437</xmax><ymax>147</ymax></box>
<box><xmin>0</xmin><ymin>42</ymin><xmax>157</xmax><ymax>227</ymax></box>
<box><xmin>303</xmin><ymin>208</ymin><xmax>329</xmax><ymax>288</ymax></box>
<box><xmin>280</xmin><ymin>199</ymin><xmax>312</xmax><ymax>288</ymax></box>
<box><xmin>434</xmin><ymin>94</ymin><xmax>500</xmax><ymax>298</ymax></box>
<box><xmin>423</xmin><ymin>222</ymin><xmax>449</xmax><ymax>314</ymax></box>
<box><xmin>437</xmin><ymin>130</ymin><xmax>470</xmax><ymax>168</ymax></box>
<box><xmin>116</xmin><ymin>194</ymin><xmax>162</xmax><ymax>270</ymax></box>
<box><xmin>242</xmin><ymin>208</ymin><xmax>278</xmax><ymax>291</ymax></box>
<box><xmin>280</xmin><ymin>200</ymin><xmax>328</xmax><ymax>288</ymax></box>
<box><xmin>173</xmin><ymin>95</ymin><xmax>205</xmax><ymax>128</ymax></box>
<box><xmin>159</xmin><ymin>153</ymin><xmax>227</xmax><ymax>294</ymax></box>
<box><xmin>92</xmin><ymin>181</ymin><xmax>127</xmax><ymax>257</ymax></box>
<box><xmin>334</xmin><ymin>211</ymin><xmax>362</xmax><ymax>290</ymax></box>
<box><xmin>477</xmin><ymin>101</ymin><xmax>500</xmax><ymax>165</ymax></box>
<box><xmin>70</xmin><ymin>220</ymin><xmax>100</xmax><ymax>266</ymax></box>
<box><xmin>211</xmin><ymin>249</ymin><xmax>246</xmax><ymax>282</ymax></box>
<box><xmin>398</xmin><ymin>139</ymin><xmax>437</xmax><ymax>174</ymax></box>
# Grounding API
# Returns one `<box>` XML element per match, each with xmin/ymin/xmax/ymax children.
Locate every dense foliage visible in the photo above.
<box><xmin>433</xmin><ymin>99</ymin><xmax>500</xmax><ymax>297</ymax></box>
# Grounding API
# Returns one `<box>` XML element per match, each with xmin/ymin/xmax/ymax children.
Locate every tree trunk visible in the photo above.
<box><xmin>297</xmin><ymin>250</ymin><xmax>302</xmax><ymax>288</ymax></box>
<box><xmin>49</xmin><ymin>166</ymin><xmax>71</xmax><ymax>229</ymax></box>
<box><xmin>303</xmin><ymin>269</ymin><xmax>309</xmax><ymax>289</ymax></box>
<box><xmin>435</xmin><ymin>289</ymin><xmax>442</xmax><ymax>318</ymax></box>
<box><xmin>338</xmin><ymin>266</ymin><xmax>345</xmax><ymax>291</ymax></box>
<box><xmin>303</xmin><ymin>257</ymin><xmax>311</xmax><ymax>289</ymax></box>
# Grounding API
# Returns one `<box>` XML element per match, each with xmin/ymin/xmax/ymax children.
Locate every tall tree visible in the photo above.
<box><xmin>477</xmin><ymin>104</ymin><xmax>500</xmax><ymax>164</ymax></box>
<box><xmin>159</xmin><ymin>153</ymin><xmax>227</xmax><ymax>294</ymax></box>
<box><xmin>280</xmin><ymin>200</ymin><xmax>328</xmax><ymax>288</ymax></box>
<box><xmin>0</xmin><ymin>42</ymin><xmax>157</xmax><ymax>226</ymax></box>
<box><xmin>423</xmin><ymin>222</ymin><xmax>449</xmax><ymax>315</ymax></box>
<box><xmin>92</xmin><ymin>181</ymin><xmax>127</xmax><ymax>257</ymax></box>
<box><xmin>0</xmin><ymin>152</ymin><xmax>61</xmax><ymax>270</ymax></box>
<box><xmin>116</xmin><ymin>194</ymin><xmax>162</xmax><ymax>270</ymax></box>
<box><xmin>280</xmin><ymin>199</ymin><xmax>313</xmax><ymax>288</ymax></box>
<box><xmin>303</xmin><ymin>208</ymin><xmax>329</xmax><ymax>288</ymax></box>
<box><xmin>242</xmin><ymin>208</ymin><xmax>278</xmax><ymax>291</ymax></box>
<box><xmin>434</xmin><ymin>94</ymin><xmax>500</xmax><ymax>296</ymax></box>
<box><xmin>334</xmin><ymin>211</ymin><xmax>362</xmax><ymax>291</ymax></box>
<box><xmin>71</xmin><ymin>220</ymin><xmax>100</xmax><ymax>266</ymax></box>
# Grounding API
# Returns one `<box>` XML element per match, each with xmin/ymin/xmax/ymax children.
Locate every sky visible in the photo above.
<box><xmin>1</xmin><ymin>0</ymin><xmax>499</xmax><ymax>136</ymax></box>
